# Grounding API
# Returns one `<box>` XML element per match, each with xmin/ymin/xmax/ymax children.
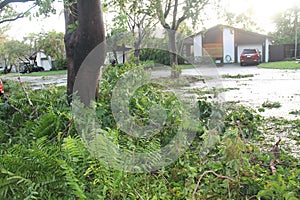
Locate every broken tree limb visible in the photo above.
<box><xmin>192</xmin><ymin>170</ymin><xmax>235</xmax><ymax>200</ymax></box>
<box><xmin>17</xmin><ymin>75</ymin><xmax>39</xmax><ymax>118</ymax></box>
<box><xmin>270</xmin><ymin>139</ymin><xmax>281</xmax><ymax>175</ymax></box>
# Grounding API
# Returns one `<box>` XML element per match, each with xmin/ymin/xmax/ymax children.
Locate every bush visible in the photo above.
<box><xmin>52</xmin><ymin>57</ymin><xmax>67</xmax><ymax>70</ymax></box>
<box><xmin>140</xmin><ymin>48</ymin><xmax>186</xmax><ymax>65</ymax></box>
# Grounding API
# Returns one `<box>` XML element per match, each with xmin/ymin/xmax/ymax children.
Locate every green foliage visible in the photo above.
<box><xmin>222</xmin><ymin>73</ymin><xmax>254</xmax><ymax>79</ymax></box>
<box><xmin>262</xmin><ymin>101</ymin><xmax>282</xmax><ymax>109</ymax></box>
<box><xmin>140</xmin><ymin>48</ymin><xmax>185</xmax><ymax>65</ymax></box>
<box><xmin>270</xmin><ymin>6</ymin><xmax>300</xmax><ymax>45</ymax></box>
<box><xmin>23</xmin><ymin>31</ymin><xmax>65</xmax><ymax>59</ymax></box>
<box><xmin>52</xmin><ymin>57</ymin><xmax>67</xmax><ymax>70</ymax></box>
<box><xmin>0</xmin><ymin>63</ymin><xmax>299</xmax><ymax>199</ymax></box>
<box><xmin>0</xmin><ymin>40</ymin><xmax>30</xmax><ymax>65</ymax></box>
<box><xmin>259</xmin><ymin>61</ymin><xmax>300</xmax><ymax>70</ymax></box>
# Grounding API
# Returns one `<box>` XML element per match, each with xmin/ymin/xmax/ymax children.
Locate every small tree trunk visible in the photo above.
<box><xmin>134</xmin><ymin>41</ymin><xmax>141</xmax><ymax>63</ymax></box>
<box><xmin>168</xmin><ymin>30</ymin><xmax>179</xmax><ymax>78</ymax></box>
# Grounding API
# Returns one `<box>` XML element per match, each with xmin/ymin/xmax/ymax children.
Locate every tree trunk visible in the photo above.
<box><xmin>168</xmin><ymin>30</ymin><xmax>179</xmax><ymax>78</ymax></box>
<box><xmin>64</xmin><ymin>0</ymin><xmax>78</xmax><ymax>104</ymax></box>
<box><xmin>65</xmin><ymin>0</ymin><xmax>106</xmax><ymax>106</ymax></box>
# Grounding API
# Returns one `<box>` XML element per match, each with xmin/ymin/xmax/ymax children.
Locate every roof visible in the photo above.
<box><xmin>195</xmin><ymin>24</ymin><xmax>271</xmax><ymax>38</ymax></box>
<box><xmin>182</xmin><ymin>24</ymin><xmax>272</xmax><ymax>45</ymax></box>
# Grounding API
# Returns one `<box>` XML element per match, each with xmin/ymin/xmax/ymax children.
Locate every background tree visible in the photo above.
<box><xmin>23</xmin><ymin>31</ymin><xmax>65</xmax><ymax>59</ymax></box>
<box><xmin>150</xmin><ymin>0</ymin><xmax>211</xmax><ymax>78</ymax></box>
<box><xmin>0</xmin><ymin>39</ymin><xmax>30</xmax><ymax>72</ymax></box>
<box><xmin>222</xmin><ymin>9</ymin><xmax>261</xmax><ymax>32</ymax></box>
<box><xmin>270</xmin><ymin>6</ymin><xmax>300</xmax><ymax>45</ymax></box>
<box><xmin>106</xmin><ymin>0</ymin><xmax>156</xmax><ymax>63</ymax></box>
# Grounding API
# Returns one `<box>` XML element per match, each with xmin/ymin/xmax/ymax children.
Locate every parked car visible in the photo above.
<box><xmin>19</xmin><ymin>65</ymin><xmax>44</xmax><ymax>74</ymax></box>
<box><xmin>0</xmin><ymin>79</ymin><xmax>4</xmax><ymax>95</ymax></box>
<box><xmin>240</xmin><ymin>49</ymin><xmax>261</xmax><ymax>66</ymax></box>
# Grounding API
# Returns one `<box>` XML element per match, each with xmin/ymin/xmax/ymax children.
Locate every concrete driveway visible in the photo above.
<box><xmin>183</xmin><ymin>64</ymin><xmax>300</xmax><ymax>120</ymax></box>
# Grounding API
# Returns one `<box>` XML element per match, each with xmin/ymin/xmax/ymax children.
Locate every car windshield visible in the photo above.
<box><xmin>242</xmin><ymin>49</ymin><xmax>257</xmax><ymax>54</ymax></box>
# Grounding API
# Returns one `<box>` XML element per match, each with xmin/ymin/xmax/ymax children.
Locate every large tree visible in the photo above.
<box><xmin>0</xmin><ymin>0</ymin><xmax>106</xmax><ymax>104</ymax></box>
<box><xmin>150</xmin><ymin>0</ymin><xmax>211</xmax><ymax>77</ymax></box>
<box><xmin>64</xmin><ymin>0</ymin><xmax>106</xmax><ymax>105</ymax></box>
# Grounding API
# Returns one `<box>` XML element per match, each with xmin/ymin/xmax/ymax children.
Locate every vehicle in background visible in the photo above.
<box><xmin>240</xmin><ymin>49</ymin><xmax>261</xmax><ymax>66</ymax></box>
<box><xmin>0</xmin><ymin>79</ymin><xmax>4</xmax><ymax>95</ymax></box>
<box><xmin>19</xmin><ymin>64</ymin><xmax>44</xmax><ymax>74</ymax></box>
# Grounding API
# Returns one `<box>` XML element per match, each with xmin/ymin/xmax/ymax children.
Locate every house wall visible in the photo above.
<box><xmin>223</xmin><ymin>28</ymin><xmax>235</xmax><ymax>63</ymax></box>
<box><xmin>37</xmin><ymin>52</ymin><xmax>52</xmax><ymax>70</ymax></box>
<box><xmin>265</xmin><ymin>38</ymin><xmax>270</xmax><ymax>62</ymax></box>
<box><xmin>237</xmin><ymin>44</ymin><xmax>262</xmax><ymax>63</ymax></box>
<box><xmin>193</xmin><ymin>35</ymin><xmax>203</xmax><ymax>57</ymax></box>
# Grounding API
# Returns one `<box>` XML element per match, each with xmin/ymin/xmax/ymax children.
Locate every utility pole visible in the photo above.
<box><xmin>294</xmin><ymin>8</ymin><xmax>298</xmax><ymax>60</ymax></box>
<box><xmin>296</xmin><ymin>27</ymin><xmax>298</xmax><ymax>59</ymax></box>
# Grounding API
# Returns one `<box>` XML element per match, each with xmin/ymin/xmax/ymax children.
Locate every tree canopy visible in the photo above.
<box><xmin>270</xmin><ymin>6</ymin><xmax>300</xmax><ymax>44</ymax></box>
<box><xmin>0</xmin><ymin>0</ymin><xmax>56</xmax><ymax>24</ymax></box>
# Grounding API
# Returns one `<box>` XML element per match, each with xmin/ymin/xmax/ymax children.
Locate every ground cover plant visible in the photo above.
<box><xmin>0</xmin><ymin>63</ymin><xmax>299</xmax><ymax>199</ymax></box>
<box><xmin>258</xmin><ymin>61</ymin><xmax>300</xmax><ymax>70</ymax></box>
<box><xmin>222</xmin><ymin>74</ymin><xmax>254</xmax><ymax>79</ymax></box>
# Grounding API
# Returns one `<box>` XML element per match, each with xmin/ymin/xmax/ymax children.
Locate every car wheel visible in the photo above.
<box><xmin>240</xmin><ymin>62</ymin><xmax>244</xmax><ymax>66</ymax></box>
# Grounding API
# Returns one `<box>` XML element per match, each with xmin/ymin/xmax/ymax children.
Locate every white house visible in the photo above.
<box><xmin>29</xmin><ymin>51</ymin><xmax>52</xmax><ymax>70</ymax></box>
<box><xmin>184</xmin><ymin>25</ymin><xmax>272</xmax><ymax>64</ymax></box>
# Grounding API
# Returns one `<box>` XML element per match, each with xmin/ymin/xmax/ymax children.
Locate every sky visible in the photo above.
<box><xmin>2</xmin><ymin>0</ymin><xmax>299</xmax><ymax>41</ymax></box>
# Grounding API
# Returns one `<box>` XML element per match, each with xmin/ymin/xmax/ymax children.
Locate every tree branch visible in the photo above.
<box><xmin>192</xmin><ymin>170</ymin><xmax>235</xmax><ymax>200</ymax></box>
<box><xmin>163</xmin><ymin>0</ymin><xmax>171</xmax><ymax>19</ymax></box>
<box><xmin>17</xmin><ymin>74</ymin><xmax>39</xmax><ymax>119</ymax></box>
<box><xmin>0</xmin><ymin>4</ymin><xmax>36</xmax><ymax>24</ymax></box>
<box><xmin>0</xmin><ymin>0</ymin><xmax>35</xmax><ymax>10</ymax></box>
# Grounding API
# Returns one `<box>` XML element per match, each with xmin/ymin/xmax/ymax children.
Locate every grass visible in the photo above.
<box><xmin>177</xmin><ymin>64</ymin><xmax>194</xmax><ymax>69</ymax></box>
<box><xmin>289</xmin><ymin>110</ymin><xmax>300</xmax><ymax>115</ymax></box>
<box><xmin>21</xmin><ymin>70</ymin><xmax>67</xmax><ymax>76</ymax></box>
<box><xmin>262</xmin><ymin>101</ymin><xmax>281</xmax><ymax>109</ymax></box>
<box><xmin>222</xmin><ymin>74</ymin><xmax>254</xmax><ymax>79</ymax></box>
<box><xmin>258</xmin><ymin>61</ymin><xmax>300</xmax><ymax>70</ymax></box>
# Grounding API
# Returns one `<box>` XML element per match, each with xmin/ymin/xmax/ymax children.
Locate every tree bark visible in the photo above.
<box><xmin>168</xmin><ymin>30</ymin><xmax>179</xmax><ymax>78</ymax></box>
<box><xmin>72</xmin><ymin>0</ymin><xmax>106</xmax><ymax>106</ymax></box>
<box><xmin>64</xmin><ymin>0</ymin><xmax>78</xmax><ymax>103</ymax></box>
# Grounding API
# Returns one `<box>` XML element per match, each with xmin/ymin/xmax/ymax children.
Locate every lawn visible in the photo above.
<box><xmin>21</xmin><ymin>70</ymin><xmax>67</xmax><ymax>76</ymax></box>
<box><xmin>258</xmin><ymin>61</ymin><xmax>300</xmax><ymax>69</ymax></box>
<box><xmin>177</xmin><ymin>64</ymin><xmax>195</xmax><ymax>69</ymax></box>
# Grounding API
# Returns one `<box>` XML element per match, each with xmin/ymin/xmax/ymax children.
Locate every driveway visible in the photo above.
<box><xmin>183</xmin><ymin>64</ymin><xmax>300</xmax><ymax>120</ymax></box>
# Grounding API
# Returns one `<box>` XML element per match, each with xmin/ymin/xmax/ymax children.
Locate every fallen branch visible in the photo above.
<box><xmin>270</xmin><ymin>139</ymin><xmax>281</xmax><ymax>175</ymax></box>
<box><xmin>2</xmin><ymin>95</ymin><xmax>31</xmax><ymax>119</ymax></box>
<box><xmin>192</xmin><ymin>170</ymin><xmax>235</xmax><ymax>200</ymax></box>
<box><xmin>17</xmin><ymin>75</ymin><xmax>39</xmax><ymax>118</ymax></box>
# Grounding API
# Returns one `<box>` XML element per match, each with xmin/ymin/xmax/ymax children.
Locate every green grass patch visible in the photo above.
<box><xmin>262</xmin><ymin>101</ymin><xmax>281</xmax><ymax>109</ymax></box>
<box><xmin>258</xmin><ymin>61</ymin><xmax>300</xmax><ymax>69</ymax></box>
<box><xmin>21</xmin><ymin>70</ymin><xmax>67</xmax><ymax>76</ymax></box>
<box><xmin>222</xmin><ymin>73</ymin><xmax>254</xmax><ymax>79</ymax></box>
<box><xmin>289</xmin><ymin>110</ymin><xmax>300</xmax><ymax>115</ymax></box>
<box><xmin>177</xmin><ymin>64</ymin><xmax>194</xmax><ymax>69</ymax></box>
